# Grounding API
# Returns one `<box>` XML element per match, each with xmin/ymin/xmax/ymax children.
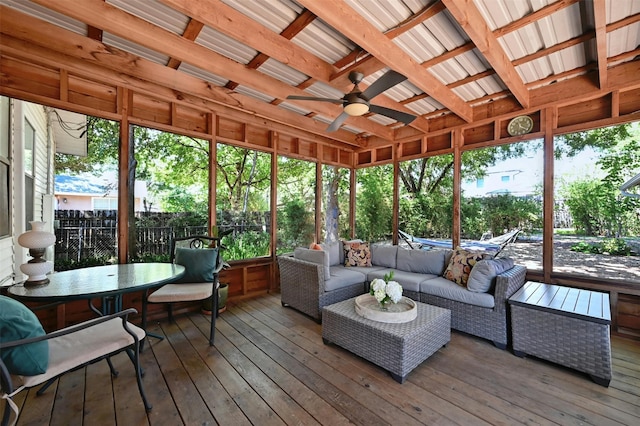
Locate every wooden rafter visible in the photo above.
<box><xmin>166</xmin><ymin>18</ymin><xmax>205</xmax><ymax>70</ymax></box>
<box><xmin>28</xmin><ymin>0</ymin><xmax>394</xmax><ymax>139</ymax></box>
<box><xmin>163</xmin><ymin>0</ymin><xmax>429</xmax><ymax>134</ymax></box>
<box><xmin>0</xmin><ymin>7</ymin><xmax>361</xmax><ymax>146</ymax></box>
<box><xmin>225</xmin><ymin>9</ymin><xmax>316</xmax><ymax>90</ymax></box>
<box><xmin>442</xmin><ymin>0</ymin><xmax>529</xmax><ymax>109</ymax></box>
<box><xmin>298</xmin><ymin>0</ymin><xmax>473</xmax><ymax>122</ymax></box>
<box><xmin>593</xmin><ymin>0</ymin><xmax>609</xmax><ymax>89</ymax></box>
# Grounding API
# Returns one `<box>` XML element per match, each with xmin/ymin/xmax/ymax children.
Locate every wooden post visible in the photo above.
<box><xmin>543</xmin><ymin>107</ymin><xmax>555</xmax><ymax>283</ymax></box>
<box><xmin>208</xmin><ymin>113</ymin><xmax>217</xmax><ymax>234</ymax></box>
<box><xmin>452</xmin><ymin>129</ymin><xmax>462</xmax><ymax>249</ymax></box>
<box><xmin>117</xmin><ymin>87</ymin><xmax>130</xmax><ymax>264</ymax></box>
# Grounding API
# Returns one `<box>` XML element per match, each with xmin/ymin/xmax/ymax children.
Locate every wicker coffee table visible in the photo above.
<box><xmin>322</xmin><ymin>297</ymin><xmax>450</xmax><ymax>383</ymax></box>
<box><xmin>509</xmin><ymin>281</ymin><xmax>612</xmax><ymax>386</ymax></box>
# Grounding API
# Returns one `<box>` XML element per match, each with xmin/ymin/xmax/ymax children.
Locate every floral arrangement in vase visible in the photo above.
<box><xmin>369</xmin><ymin>271</ymin><xmax>403</xmax><ymax>309</ymax></box>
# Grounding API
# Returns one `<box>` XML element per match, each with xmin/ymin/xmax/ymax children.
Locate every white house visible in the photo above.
<box><xmin>55</xmin><ymin>172</ymin><xmax>150</xmax><ymax>212</ymax></box>
<box><xmin>0</xmin><ymin>97</ymin><xmax>57</xmax><ymax>286</ymax></box>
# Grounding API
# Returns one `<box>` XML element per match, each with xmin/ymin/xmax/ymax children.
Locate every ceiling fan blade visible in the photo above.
<box><xmin>286</xmin><ymin>95</ymin><xmax>342</xmax><ymax>104</ymax></box>
<box><xmin>369</xmin><ymin>105</ymin><xmax>416</xmax><ymax>125</ymax></box>
<box><xmin>327</xmin><ymin>111</ymin><xmax>350</xmax><ymax>132</ymax></box>
<box><xmin>361</xmin><ymin>70</ymin><xmax>408</xmax><ymax>100</ymax></box>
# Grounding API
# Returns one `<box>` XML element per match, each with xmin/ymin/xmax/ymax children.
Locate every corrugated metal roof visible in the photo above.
<box><xmin>1</xmin><ymin>0</ymin><xmax>638</xmax><ymax>138</ymax></box>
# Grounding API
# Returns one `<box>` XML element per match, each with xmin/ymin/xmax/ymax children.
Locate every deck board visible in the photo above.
<box><xmin>4</xmin><ymin>292</ymin><xmax>640</xmax><ymax>425</ymax></box>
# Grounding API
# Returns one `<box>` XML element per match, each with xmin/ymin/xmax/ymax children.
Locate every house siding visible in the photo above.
<box><xmin>0</xmin><ymin>99</ymin><xmax>55</xmax><ymax>285</ymax></box>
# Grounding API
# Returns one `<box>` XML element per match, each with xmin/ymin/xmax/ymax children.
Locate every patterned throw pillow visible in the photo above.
<box><xmin>443</xmin><ymin>247</ymin><xmax>492</xmax><ymax>287</ymax></box>
<box><xmin>343</xmin><ymin>241</ymin><xmax>372</xmax><ymax>267</ymax></box>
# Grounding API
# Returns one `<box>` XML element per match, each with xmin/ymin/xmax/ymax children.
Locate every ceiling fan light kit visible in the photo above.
<box><xmin>344</xmin><ymin>100</ymin><xmax>369</xmax><ymax>116</ymax></box>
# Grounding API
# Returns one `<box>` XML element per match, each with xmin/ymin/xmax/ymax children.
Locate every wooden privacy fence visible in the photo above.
<box><xmin>53</xmin><ymin>209</ymin><xmax>270</xmax><ymax>263</ymax></box>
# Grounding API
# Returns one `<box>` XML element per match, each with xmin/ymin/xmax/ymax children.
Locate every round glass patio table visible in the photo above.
<box><xmin>8</xmin><ymin>262</ymin><xmax>185</xmax><ymax>314</ymax></box>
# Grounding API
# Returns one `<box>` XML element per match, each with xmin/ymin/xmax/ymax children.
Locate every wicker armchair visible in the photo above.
<box><xmin>278</xmin><ymin>254</ymin><xmax>365</xmax><ymax>322</ymax></box>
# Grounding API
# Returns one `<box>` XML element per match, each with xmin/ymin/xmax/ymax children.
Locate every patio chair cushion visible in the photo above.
<box><xmin>343</xmin><ymin>241</ymin><xmax>371</xmax><ymax>267</ymax></box>
<box><xmin>295</xmin><ymin>247</ymin><xmax>330</xmax><ymax>280</ymax></box>
<box><xmin>443</xmin><ymin>247</ymin><xmax>492</xmax><ymax>287</ymax></box>
<box><xmin>467</xmin><ymin>258</ymin><xmax>515</xmax><ymax>293</ymax></box>
<box><xmin>0</xmin><ymin>296</ymin><xmax>48</xmax><ymax>375</ymax></box>
<box><xmin>174</xmin><ymin>247</ymin><xmax>218</xmax><ymax>283</ymax></box>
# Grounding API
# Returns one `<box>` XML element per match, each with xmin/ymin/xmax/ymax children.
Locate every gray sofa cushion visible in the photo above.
<box><xmin>345</xmin><ymin>265</ymin><xmax>387</xmax><ymax>277</ymax></box>
<box><xmin>368</xmin><ymin>269</ymin><xmax>437</xmax><ymax>292</ymax></box>
<box><xmin>371</xmin><ymin>244</ymin><xmax>398</xmax><ymax>268</ymax></box>
<box><xmin>321</xmin><ymin>242</ymin><xmax>341</xmax><ymax>266</ymax></box>
<box><xmin>419</xmin><ymin>277</ymin><xmax>495</xmax><ymax>308</ymax></box>
<box><xmin>294</xmin><ymin>247</ymin><xmax>330</xmax><ymax>280</ymax></box>
<box><xmin>326</xmin><ymin>266</ymin><xmax>366</xmax><ymax>291</ymax></box>
<box><xmin>396</xmin><ymin>248</ymin><xmax>449</xmax><ymax>275</ymax></box>
<box><xmin>467</xmin><ymin>258</ymin><xmax>515</xmax><ymax>293</ymax></box>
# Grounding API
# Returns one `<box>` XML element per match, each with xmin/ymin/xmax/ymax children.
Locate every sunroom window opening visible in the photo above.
<box><xmin>398</xmin><ymin>154</ymin><xmax>454</xmax><ymax>250</ymax></box>
<box><xmin>461</xmin><ymin>141</ymin><xmax>543</xmax><ymax>270</ymax></box>
<box><xmin>552</xmin><ymin>122</ymin><xmax>640</xmax><ymax>283</ymax></box>
<box><xmin>276</xmin><ymin>156</ymin><xmax>316</xmax><ymax>255</ymax></box>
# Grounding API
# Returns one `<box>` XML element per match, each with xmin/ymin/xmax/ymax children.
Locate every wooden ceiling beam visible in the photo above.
<box><xmin>166</xmin><ymin>18</ymin><xmax>204</xmax><ymax>69</ymax></box>
<box><xmin>383</xmin><ymin>0</ymin><xmax>445</xmax><ymax>39</ymax></box>
<box><xmin>159</xmin><ymin>0</ymin><xmax>335</xmax><ymax>81</ymax></box>
<box><xmin>164</xmin><ymin>0</ymin><xmax>429</xmax><ymax>134</ymax></box>
<box><xmin>593</xmin><ymin>0</ymin><xmax>609</xmax><ymax>89</ymax></box>
<box><xmin>27</xmin><ymin>0</ymin><xmax>392</xmax><ymax>139</ymax></box>
<box><xmin>298</xmin><ymin>0</ymin><xmax>473</xmax><ymax>122</ymax></box>
<box><xmin>442</xmin><ymin>0</ymin><xmax>529</xmax><ymax>109</ymax></box>
<box><xmin>0</xmin><ymin>9</ymin><xmax>361</xmax><ymax>146</ymax></box>
<box><xmin>493</xmin><ymin>0</ymin><xmax>581</xmax><ymax>38</ymax></box>
<box><xmin>225</xmin><ymin>9</ymin><xmax>315</xmax><ymax>90</ymax></box>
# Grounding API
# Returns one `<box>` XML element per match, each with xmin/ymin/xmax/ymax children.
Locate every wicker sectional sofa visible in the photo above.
<box><xmin>278</xmin><ymin>242</ymin><xmax>527</xmax><ymax>348</ymax></box>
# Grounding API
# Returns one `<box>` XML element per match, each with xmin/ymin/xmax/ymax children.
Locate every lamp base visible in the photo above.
<box><xmin>24</xmin><ymin>277</ymin><xmax>50</xmax><ymax>287</ymax></box>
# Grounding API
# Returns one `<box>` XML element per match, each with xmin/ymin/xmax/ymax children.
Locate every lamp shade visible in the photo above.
<box><xmin>344</xmin><ymin>101</ymin><xmax>369</xmax><ymax>116</ymax></box>
<box><xmin>18</xmin><ymin>221</ymin><xmax>56</xmax><ymax>286</ymax></box>
<box><xmin>18</xmin><ymin>221</ymin><xmax>56</xmax><ymax>249</ymax></box>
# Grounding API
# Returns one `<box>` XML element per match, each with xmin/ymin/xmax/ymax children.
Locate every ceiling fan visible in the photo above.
<box><xmin>286</xmin><ymin>69</ymin><xmax>417</xmax><ymax>132</ymax></box>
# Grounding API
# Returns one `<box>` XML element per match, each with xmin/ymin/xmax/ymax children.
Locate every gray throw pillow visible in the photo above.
<box><xmin>294</xmin><ymin>247</ymin><xmax>330</xmax><ymax>280</ymax></box>
<box><xmin>467</xmin><ymin>257</ymin><xmax>515</xmax><ymax>293</ymax></box>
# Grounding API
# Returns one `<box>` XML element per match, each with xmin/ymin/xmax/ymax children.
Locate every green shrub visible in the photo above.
<box><xmin>570</xmin><ymin>238</ymin><xmax>631</xmax><ymax>256</ymax></box>
<box><xmin>222</xmin><ymin>231</ymin><xmax>270</xmax><ymax>260</ymax></box>
<box><xmin>55</xmin><ymin>256</ymin><xmax>114</xmax><ymax>271</ymax></box>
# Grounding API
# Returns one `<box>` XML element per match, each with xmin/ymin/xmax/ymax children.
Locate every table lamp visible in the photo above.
<box><xmin>18</xmin><ymin>221</ymin><xmax>56</xmax><ymax>286</ymax></box>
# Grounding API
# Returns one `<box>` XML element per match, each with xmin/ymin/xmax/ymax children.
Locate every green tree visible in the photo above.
<box><xmin>356</xmin><ymin>165</ymin><xmax>393</xmax><ymax>242</ymax></box>
<box><xmin>561</xmin><ymin>138</ymin><xmax>640</xmax><ymax>237</ymax></box>
<box><xmin>323</xmin><ymin>165</ymin><xmax>350</xmax><ymax>242</ymax></box>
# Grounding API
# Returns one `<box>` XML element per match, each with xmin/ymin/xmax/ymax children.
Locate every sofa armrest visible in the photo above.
<box><xmin>277</xmin><ymin>255</ymin><xmax>326</xmax><ymax>296</ymax></box>
<box><xmin>493</xmin><ymin>264</ymin><xmax>527</xmax><ymax>313</ymax></box>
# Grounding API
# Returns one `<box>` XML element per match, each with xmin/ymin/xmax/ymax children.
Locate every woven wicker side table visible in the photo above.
<box><xmin>509</xmin><ymin>281</ymin><xmax>612</xmax><ymax>386</ymax></box>
<box><xmin>322</xmin><ymin>297</ymin><xmax>450</xmax><ymax>383</ymax></box>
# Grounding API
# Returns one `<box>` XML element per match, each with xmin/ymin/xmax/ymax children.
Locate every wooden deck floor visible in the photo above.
<box><xmin>6</xmin><ymin>293</ymin><xmax>640</xmax><ymax>425</ymax></box>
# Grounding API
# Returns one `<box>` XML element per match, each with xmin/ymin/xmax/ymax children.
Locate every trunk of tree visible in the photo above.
<box><xmin>324</xmin><ymin>166</ymin><xmax>340</xmax><ymax>243</ymax></box>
